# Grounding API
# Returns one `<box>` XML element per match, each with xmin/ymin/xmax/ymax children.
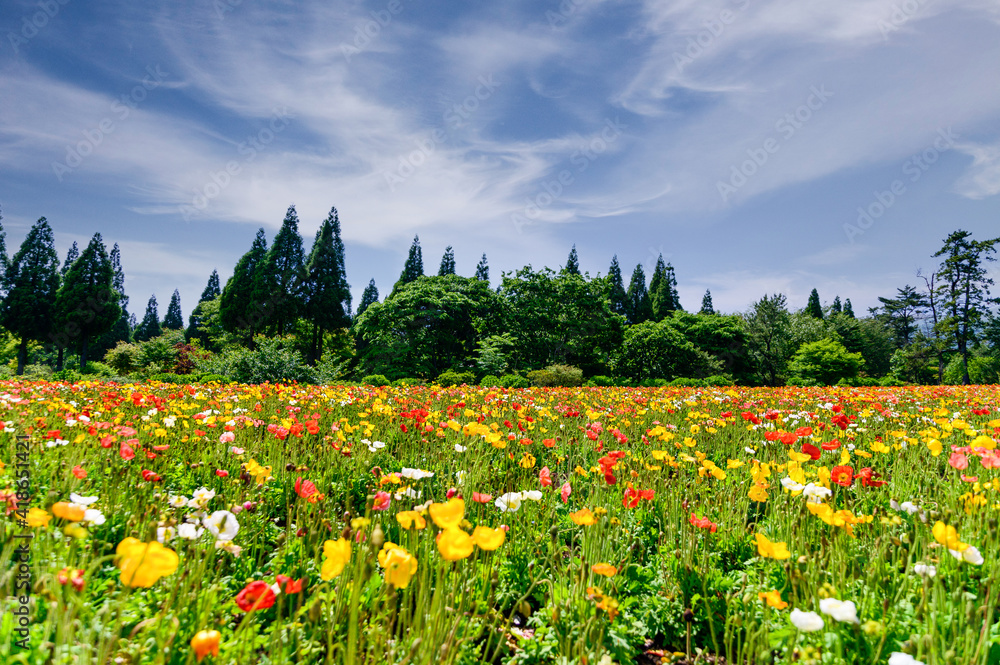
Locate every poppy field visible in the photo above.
<box><xmin>1</xmin><ymin>381</ymin><xmax>999</xmax><ymax>665</ymax></box>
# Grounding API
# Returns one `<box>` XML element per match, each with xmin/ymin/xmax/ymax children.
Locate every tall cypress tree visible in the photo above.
<box><xmin>625</xmin><ymin>264</ymin><xmax>652</xmax><ymax>325</ymax></box>
<box><xmin>53</xmin><ymin>233</ymin><xmax>120</xmax><ymax>369</ymax></box>
<box><xmin>220</xmin><ymin>228</ymin><xmax>268</xmax><ymax>342</ymax></box>
<box><xmin>607</xmin><ymin>255</ymin><xmax>628</xmax><ymax>317</ymax></box>
<box><xmin>61</xmin><ymin>241</ymin><xmax>79</xmax><ymax>276</ymax></box>
<box><xmin>304</xmin><ymin>206</ymin><xmax>352</xmax><ymax>363</ymax></box>
<box><xmin>134</xmin><ymin>295</ymin><xmax>162</xmax><ymax>342</ymax></box>
<box><xmin>255</xmin><ymin>205</ymin><xmax>305</xmax><ymax>335</ymax></box>
<box><xmin>438</xmin><ymin>246</ymin><xmax>456</xmax><ymax>276</ymax></box>
<box><xmin>89</xmin><ymin>242</ymin><xmax>132</xmax><ymax>366</ymax></box>
<box><xmin>187</xmin><ymin>269</ymin><xmax>221</xmax><ymax>343</ymax></box>
<box><xmin>201</xmin><ymin>270</ymin><xmax>221</xmax><ymax>301</ymax></box>
<box><xmin>0</xmin><ymin>206</ymin><xmax>8</xmax><ymax>284</ymax></box>
<box><xmin>844</xmin><ymin>299</ymin><xmax>855</xmax><ymax>318</ymax></box>
<box><xmin>395</xmin><ymin>235</ymin><xmax>424</xmax><ymax>291</ymax></box>
<box><xmin>806</xmin><ymin>288</ymin><xmax>824</xmax><ymax>319</ymax></box>
<box><xmin>649</xmin><ymin>255</ymin><xmax>667</xmax><ymax>320</ymax></box>
<box><xmin>665</xmin><ymin>264</ymin><xmax>680</xmax><ymax>311</ymax></box>
<box><xmin>357</xmin><ymin>279</ymin><xmax>379</xmax><ymax>318</ymax></box>
<box><xmin>474</xmin><ymin>254</ymin><xmax>489</xmax><ymax>282</ymax></box>
<box><xmin>564</xmin><ymin>245</ymin><xmax>580</xmax><ymax>275</ymax></box>
<box><xmin>163</xmin><ymin>289</ymin><xmax>183</xmax><ymax>329</ymax></box>
<box><xmin>700</xmin><ymin>289</ymin><xmax>715</xmax><ymax>315</ymax></box>
<box><xmin>1</xmin><ymin>217</ymin><xmax>60</xmax><ymax>374</ymax></box>
<box><xmin>831</xmin><ymin>295</ymin><xmax>843</xmax><ymax>315</ymax></box>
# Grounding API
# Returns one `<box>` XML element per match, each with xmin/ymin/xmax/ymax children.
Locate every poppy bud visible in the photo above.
<box><xmin>285</xmin><ymin>463</ymin><xmax>296</xmax><ymax>471</ymax></box>
<box><xmin>683</xmin><ymin>608</ymin><xmax>695</xmax><ymax>623</ymax></box>
<box><xmin>371</xmin><ymin>524</ymin><xmax>385</xmax><ymax>549</ymax></box>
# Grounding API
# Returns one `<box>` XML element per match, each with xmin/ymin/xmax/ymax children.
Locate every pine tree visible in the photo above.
<box><xmin>1</xmin><ymin>217</ymin><xmax>60</xmax><ymax>374</ymax></box>
<box><xmin>89</xmin><ymin>242</ymin><xmax>131</xmax><ymax>366</ymax></box>
<box><xmin>831</xmin><ymin>295</ymin><xmax>843</xmax><ymax>315</ymax></box>
<box><xmin>134</xmin><ymin>295</ymin><xmax>162</xmax><ymax>342</ymax></box>
<box><xmin>700</xmin><ymin>289</ymin><xmax>715</xmax><ymax>315</ymax></box>
<box><xmin>648</xmin><ymin>255</ymin><xmax>666</xmax><ymax>319</ymax></box>
<box><xmin>806</xmin><ymin>288</ymin><xmax>824</xmax><ymax>319</ymax></box>
<box><xmin>53</xmin><ymin>233</ymin><xmax>120</xmax><ymax>369</ymax></box>
<box><xmin>665</xmin><ymin>263</ymin><xmax>681</xmax><ymax>311</ymax></box>
<box><xmin>357</xmin><ymin>279</ymin><xmax>379</xmax><ymax>318</ymax></box>
<box><xmin>163</xmin><ymin>289</ymin><xmax>183</xmax><ymax>329</ymax></box>
<box><xmin>474</xmin><ymin>254</ymin><xmax>489</xmax><ymax>282</ymax></box>
<box><xmin>438</xmin><ymin>246</ymin><xmax>456</xmax><ymax>276</ymax></box>
<box><xmin>304</xmin><ymin>206</ymin><xmax>352</xmax><ymax>362</ymax></box>
<box><xmin>200</xmin><ymin>270</ymin><xmax>221</xmax><ymax>301</ymax></box>
<box><xmin>220</xmin><ymin>228</ymin><xmax>268</xmax><ymax>341</ymax></box>
<box><xmin>61</xmin><ymin>241</ymin><xmax>79</xmax><ymax>276</ymax></box>
<box><xmin>255</xmin><ymin>205</ymin><xmax>305</xmax><ymax>335</ymax></box>
<box><xmin>0</xmin><ymin>205</ymin><xmax>8</xmax><ymax>283</ymax></box>
<box><xmin>625</xmin><ymin>264</ymin><xmax>652</xmax><ymax>325</ymax></box>
<box><xmin>606</xmin><ymin>255</ymin><xmax>628</xmax><ymax>317</ymax></box>
<box><xmin>187</xmin><ymin>270</ymin><xmax>222</xmax><ymax>344</ymax></box>
<box><xmin>843</xmin><ymin>299</ymin><xmax>855</xmax><ymax>318</ymax></box>
<box><xmin>564</xmin><ymin>245</ymin><xmax>580</xmax><ymax>275</ymax></box>
<box><xmin>395</xmin><ymin>235</ymin><xmax>424</xmax><ymax>291</ymax></box>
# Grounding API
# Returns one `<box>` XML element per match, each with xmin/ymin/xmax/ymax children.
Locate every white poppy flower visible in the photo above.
<box><xmin>520</xmin><ymin>490</ymin><xmax>543</xmax><ymax>501</ymax></box>
<box><xmin>177</xmin><ymin>523</ymin><xmax>204</xmax><ymax>540</ymax></box>
<box><xmin>888</xmin><ymin>653</ymin><xmax>926</xmax><ymax>665</ymax></box>
<box><xmin>789</xmin><ymin>609</ymin><xmax>825</xmax><ymax>632</ymax></box>
<box><xmin>82</xmin><ymin>508</ymin><xmax>106</xmax><ymax>526</ymax></box>
<box><xmin>780</xmin><ymin>477</ymin><xmax>804</xmax><ymax>492</ymax></box>
<box><xmin>495</xmin><ymin>492</ymin><xmax>523</xmax><ymax>513</ymax></box>
<box><xmin>168</xmin><ymin>495</ymin><xmax>188</xmax><ymax>509</ymax></box>
<box><xmin>899</xmin><ymin>501</ymin><xmax>919</xmax><ymax>514</ymax></box>
<box><xmin>819</xmin><ymin>598</ymin><xmax>859</xmax><ymax>624</ymax></box>
<box><xmin>802</xmin><ymin>483</ymin><xmax>832</xmax><ymax>500</ymax></box>
<box><xmin>156</xmin><ymin>526</ymin><xmax>176</xmax><ymax>543</ymax></box>
<box><xmin>454</xmin><ymin>444</ymin><xmax>467</xmax><ymax>453</ymax></box>
<box><xmin>401</xmin><ymin>468</ymin><xmax>434</xmax><ymax>480</ymax></box>
<box><xmin>912</xmin><ymin>562</ymin><xmax>936</xmax><ymax>577</ymax></box>
<box><xmin>70</xmin><ymin>493</ymin><xmax>99</xmax><ymax>506</ymax></box>
<box><xmin>203</xmin><ymin>510</ymin><xmax>239</xmax><ymax>541</ymax></box>
<box><xmin>949</xmin><ymin>545</ymin><xmax>984</xmax><ymax>565</ymax></box>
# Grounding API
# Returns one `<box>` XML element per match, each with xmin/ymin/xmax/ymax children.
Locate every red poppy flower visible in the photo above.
<box><xmin>779</xmin><ymin>432</ymin><xmax>798</xmax><ymax>445</ymax></box>
<box><xmin>821</xmin><ymin>439</ymin><xmax>841</xmax><ymax>451</ymax></box>
<box><xmin>71</xmin><ymin>465</ymin><xmax>87</xmax><ymax>479</ymax></box>
<box><xmin>275</xmin><ymin>575</ymin><xmax>303</xmax><ymax>594</ymax></box>
<box><xmin>235</xmin><ymin>580</ymin><xmax>276</xmax><ymax>612</ymax></box>
<box><xmin>140</xmin><ymin>469</ymin><xmax>161</xmax><ymax>482</ymax></box>
<box><xmin>689</xmin><ymin>513</ymin><xmax>718</xmax><ymax>532</ymax></box>
<box><xmin>539</xmin><ymin>467</ymin><xmax>552</xmax><ymax>487</ymax></box>
<box><xmin>794</xmin><ymin>426</ymin><xmax>813</xmax><ymax>437</ymax></box>
<box><xmin>295</xmin><ymin>477</ymin><xmax>318</xmax><ymax>500</ymax></box>
<box><xmin>857</xmin><ymin>467</ymin><xmax>886</xmax><ymax>488</ymax></box>
<box><xmin>119</xmin><ymin>442</ymin><xmax>136</xmax><ymax>461</ymax></box>
<box><xmin>801</xmin><ymin>443</ymin><xmax>821</xmax><ymax>461</ymax></box>
<box><xmin>472</xmin><ymin>492</ymin><xmax>493</xmax><ymax>503</ymax></box>
<box><xmin>831</xmin><ymin>465</ymin><xmax>854</xmax><ymax>487</ymax></box>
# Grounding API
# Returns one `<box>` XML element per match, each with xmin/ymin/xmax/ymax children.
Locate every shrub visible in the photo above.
<box><xmin>198</xmin><ymin>336</ymin><xmax>316</xmax><ymax>384</ymax></box>
<box><xmin>22</xmin><ymin>364</ymin><xmax>53</xmax><ymax>380</ymax></box>
<box><xmin>146</xmin><ymin>373</ymin><xmax>189</xmax><ymax>384</ymax></box>
<box><xmin>105</xmin><ymin>342</ymin><xmax>142</xmax><ymax>375</ymax></box>
<box><xmin>702</xmin><ymin>374</ymin><xmax>734</xmax><ymax>386</ymax></box>
<box><xmin>527</xmin><ymin>364</ymin><xmax>583</xmax><ymax>387</ymax></box>
<box><xmin>436</xmin><ymin>370</ymin><xmax>476</xmax><ymax>386</ymax></box>
<box><xmin>51</xmin><ymin>369</ymin><xmax>82</xmax><ymax>383</ymax></box>
<box><xmin>499</xmin><ymin>374</ymin><xmax>530</xmax><ymax>389</ymax></box>
<box><xmin>787</xmin><ymin>338</ymin><xmax>864</xmax><ymax>386</ymax></box>
<box><xmin>667</xmin><ymin>377</ymin><xmax>704</xmax><ymax>387</ymax></box>
<box><xmin>585</xmin><ymin>375</ymin><xmax>615</xmax><ymax>387</ymax></box>
<box><xmin>479</xmin><ymin>374</ymin><xmax>501</xmax><ymax>387</ymax></box>
<box><xmin>361</xmin><ymin>374</ymin><xmax>390</xmax><ymax>386</ymax></box>
<box><xmin>392</xmin><ymin>378</ymin><xmax>426</xmax><ymax>387</ymax></box>
<box><xmin>197</xmin><ymin>373</ymin><xmax>230</xmax><ymax>384</ymax></box>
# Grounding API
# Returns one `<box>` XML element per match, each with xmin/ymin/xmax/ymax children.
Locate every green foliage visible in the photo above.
<box><xmin>304</xmin><ymin>207</ymin><xmax>352</xmax><ymax>362</ymax></box>
<box><xmin>134</xmin><ymin>295</ymin><xmax>162</xmax><ymax>342</ymax></box>
<box><xmin>624</xmin><ymin>263</ymin><xmax>652</xmax><ymax>324</ymax></box>
<box><xmin>474</xmin><ymin>254</ymin><xmax>489</xmax><ymax>282</ymax></box>
<box><xmin>392</xmin><ymin>377</ymin><xmax>426</xmax><ymax>386</ymax></box>
<box><xmin>613</xmin><ymin>320</ymin><xmax>719</xmax><ymax>382</ymax></box>
<box><xmin>585</xmin><ymin>375</ymin><xmax>615</xmax><ymax>386</ymax></box>
<box><xmin>198</xmin><ymin>336</ymin><xmax>315</xmax><ymax>384</ymax></box>
<box><xmin>220</xmin><ymin>228</ymin><xmax>268</xmax><ymax>341</ymax></box>
<box><xmin>805</xmin><ymin>288</ymin><xmax>824</xmax><ymax>319</ymax></box>
<box><xmin>104</xmin><ymin>341</ymin><xmax>142</xmax><ymax>374</ymax></box>
<box><xmin>787</xmin><ymin>337</ymin><xmax>865</xmax><ymax>385</ymax></box>
<box><xmin>361</xmin><ymin>374</ymin><xmax>390</xmax><ymax>386</ymax></box>
<box><xmin>1</xmin><ymin>217</ymin><xmax>60</xmax><ymax>372</ymax></box>
<box><xmin>943</xmin><ymin>350</ymin><xmax>1000</xmax><ymax>385</ymax></box>
<box><xmin>163</xmin><ymin>289</ymin><xmax>184</xmax><ymax>329</ymax></box>
<box><xmin>438</xmin><ymin>245</ymin><xmax>456</xmax><ymax>276</ymax></box>
<box><xmin>255</xmin><ymin>205</ymin><xmax>306</xmax><ymax>335</ymax></box>
<box><xmin>527</xmin><ymin>364</ymin><xmax>583</xmax><ymax>387</ymax></box>
<box><xmin>742</xmin><ymin>293</ymin><xmax>794</xmax><ymax>386</ymax></box>
<box><xmin>474</xmin><ymin>333</ymin><xmax>514</xmax><ymax>377</ymax></box>
<box><xmin>499</xmin><ymin>373</ymin><xmax>529</xmax><ymax>388</ymax></box>
<box><xmin>394</xmin><ymin>235</ymin><xmax>424</xmax><ymax>292</ymax></box>
<box><xmin>435</xmin><ymin>369</ymin><xmax>476</xmax><ymax>386</ymax></box>
<box><xmin>479</xmin><ymin>374</ymin><xmax>501</xmax><ymax>387</ymax></box>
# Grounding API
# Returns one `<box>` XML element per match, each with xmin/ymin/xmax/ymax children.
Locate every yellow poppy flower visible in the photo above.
<box><xmin>429</xmin><ymin>498</ymin><xmax>465</xmax><ymax>530</ymax></box>
<box><xmin>116</xmin><ymin>538</ymin><xmax>179</xmax><ymax>588</ymax></box>
<box><xmin>397</xmin><ymin>511</ymin><xmax>427</xmax><ymax>530</ymax></box>
<box><xmin>471</xmin><ymin>526</ymin><xmax>505</xmax><ymax>550</ymax></box>
<box><xmin>932</xmin><ymin>521</ymin><xmax>969</xmax><ymax>552</ymax></box>
<box><xmin>758</xmin><ymin>589</ymin><xmax>788</xmax><ymax>609</ymax></box>
<box><xmin>51</xmin><ymin>502</ymin><xmax>86</xmax><ymax>522</ymax></box>
<box><xmin>379</xmin><ymin>543</ymin><xmax>417</xmax><ymax>589</ymax></box>
<box><xmin>437</xmin><ymin>528</ymin><xmax>475</xmax><ymax>561</ymax></box>
<box><xmin>26</xmin><ymin>508</ymin><xmax>52</xmax><ymax>527</ymax></box>
<box><xmin>591</xmin><ymin>563</ymin><xmax>618</xmax><ymax>577</ymax></box>
<box><xmin>754</xmin><ymin>533</ymin><xmax>790</xmax><ymax>560</ymax></box>
<box><xmin>569</xmin><ymin>508</ymin><xmax>597</xmax><ymax>525</ymax></box>
<box><xmin>321</xmin><ymin>538</ymin><xmax>351</xmax><ymax>580</ymax></box>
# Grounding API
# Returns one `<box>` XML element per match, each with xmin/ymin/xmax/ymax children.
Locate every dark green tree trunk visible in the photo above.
<box><xmin>17</xmin><ymin>338</ymin><xmax>27</xmax><ymax>375</ymax></box>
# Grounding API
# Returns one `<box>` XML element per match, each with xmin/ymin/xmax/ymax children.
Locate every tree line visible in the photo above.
<box><xmin>0</xmin><ymin>204</ymin><xmax>996</xmax><ymax>386</ymax></box>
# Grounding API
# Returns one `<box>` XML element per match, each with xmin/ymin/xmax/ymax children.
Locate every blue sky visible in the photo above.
<box><xmin>2</xmin><ymin>0</ymin><xmax>999</xmax><ymax>320</ymax></box>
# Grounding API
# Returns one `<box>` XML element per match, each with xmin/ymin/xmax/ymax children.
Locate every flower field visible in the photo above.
<box><xmin>1</xmin><ymin>381</ymin><xmax>999</xmax><ymax>665</ymax></box>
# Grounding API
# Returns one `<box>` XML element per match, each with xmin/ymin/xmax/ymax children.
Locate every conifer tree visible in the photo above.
<box><xmin>89</xmin><ymin>243</ymin><xmax>132</xmax><ymax>366</ymax></box>
<box><xmin>304</xmin><ymin>206</ymin><xmax>352</xmax><ymax>362</ymax></box>
<box><xmin>606</xmin><ymin>255</ymin><xmax>628</xmax><ymax>317</ymax></box>
<box><xmin>395</xmin><ymin>236</ymin><xmax>424</xmax><ymax>291</ymax></box>
<box><xmin>187</xmin><ymin>270</ymin><xmax>221</xmax><ymax>344</ymax></box>
<box><xmin>163</xmin><ymin>289</ymin><xmax>183</xmax><ymax>329</ymax></box>
<box><xmin>625</xmin><ymin>264</ymin><xmax>652</xmax><ymax>325</ymax></box>
<box><xmin>564</xmin><ymin>245</ymin><xmax>580</xmax><ymax>275</ymax></box>
<box><xmin>200</xmin><ymin>270</ymin><xmax>221</xmax><ymax>301</ymax></box>
<box><xmin>53</xmin><ymin>233</ymin><xmax>120</xmax><ymax>369</ymax></box>
<box><xmin>664</xmin><ymin>263</ymin><xmax>680</xmax><ymax>311</ymax></box>
<box><xmin>649</xmin><ymin>255</ymin><xmax>667</xmax><ymax>320</ymax></box>
<box><xmin>357</xmin><ymin>279</ymin><xmax>379</xmax><ymax>318</ymax></box>
<box><xmin>1</xmin><ymin>217</ymin><xmax>60</xmax><ymax>374</ymax></box>
<box><xmin>0</xmin><ymin>206</ymin><xmax>8</xmax><ymax>283</ymax></box>
<box><xmin>438</xmin><ymin>246</ymin><xmax>456</xmax><ymax>276</ymax></box>
<box><xmin>806</xmin><ymin>288</ymin><xmax>824</xmax><ymax>319</ymax></box>
<box><xmin>134</xmin><ymin>295</ymin><xmax>162</xmax><ymax>342</ymax></box>
<box><xmin>61</xmin><ymin>241</ymin><xmax>79</xmax><ymax>276</ymax></box>
<box><xmin>700</xmin><ymin>289</ymin><xmax>715</xmax><ymax>315</ymax></box>
<box><xmin>255</xmin><ymin>205</ymin><xmax>305</xmax><ymax>335</ymax></box>
<box><xmin>474</xmin><ymin>254</ymin><xmax>489</xmax><ymax>282</ymax></box>
<box><xmin>844</xmin><ymin>299</ymin><xmax>855</xmax><ymax>318</ymax></box>
<box><xmin>220</xmin><ymin>228</ymin><xmax>268</xmax><ymax>342</ymax></box>
<box><xmin>831</xmin><ymin>295</ymin><xmax>842</xmax><ymax>315</ymax></box>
